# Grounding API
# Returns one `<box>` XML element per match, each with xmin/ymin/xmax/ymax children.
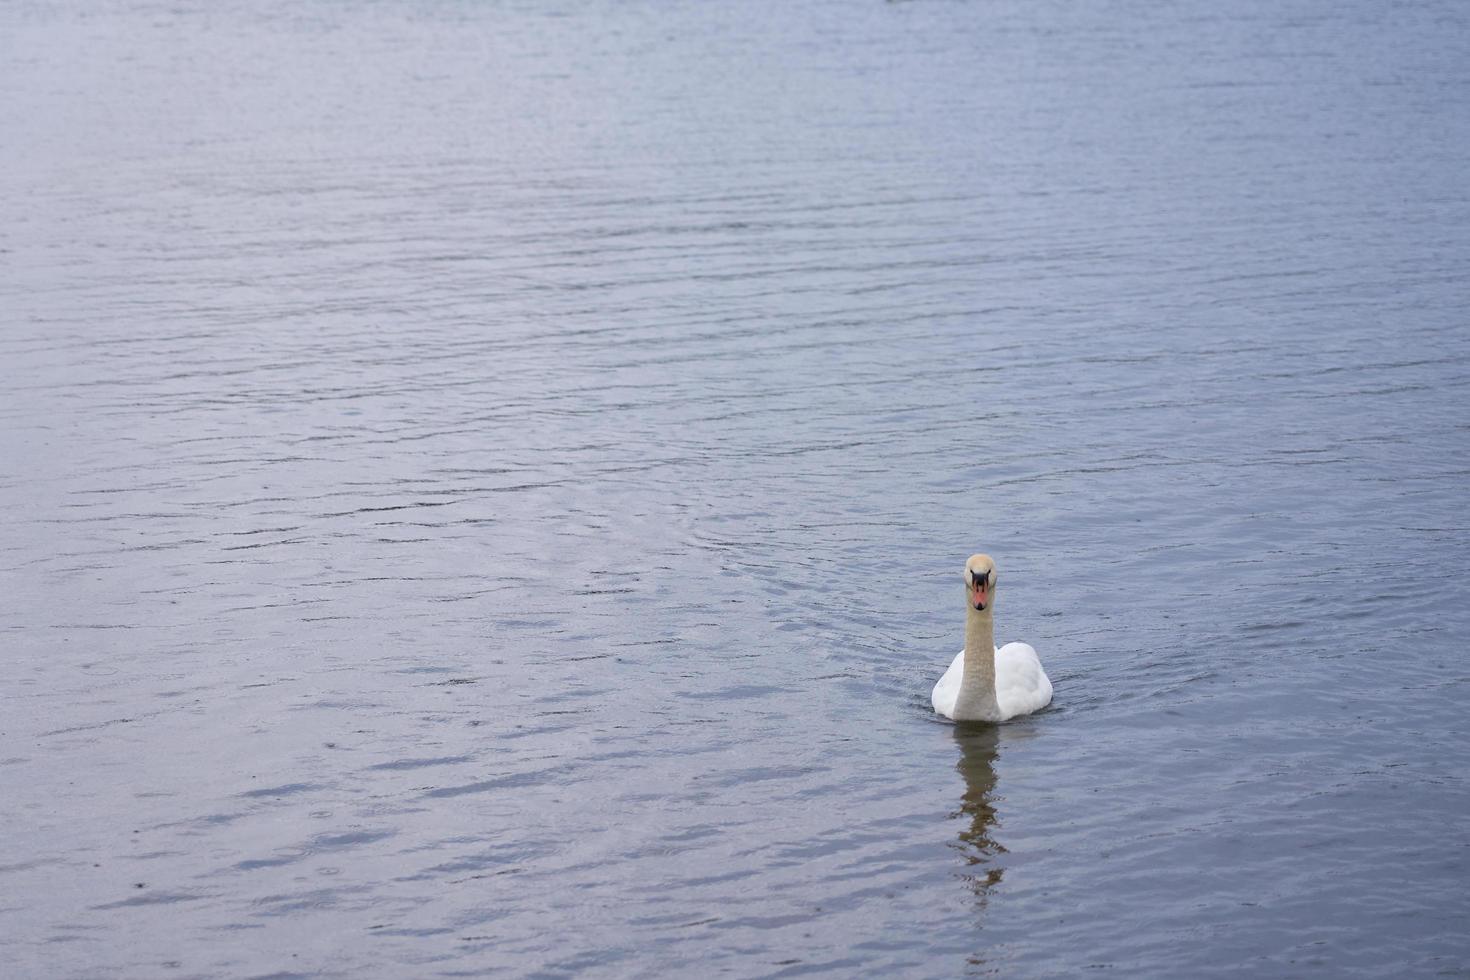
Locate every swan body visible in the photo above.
<box><xmin>931</xmin><ymin>554</ymin><xmax>1052</xmax><ymax>723</ymax></box>
<box><xmin>932</xmin><ymin>642</ymin><xmax>1052</xmax><ymax>722</ymax></box>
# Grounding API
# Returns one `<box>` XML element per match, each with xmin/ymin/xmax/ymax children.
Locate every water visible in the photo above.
<box><xmin>3</xmin><ymin>1</ymin><xmax>1470</xmax><ymax>976</ymax></box>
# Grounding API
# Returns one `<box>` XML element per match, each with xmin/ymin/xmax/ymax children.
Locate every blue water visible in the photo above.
<box><xmin>3</xmin><ymin>1</ymin><xmax>1469</xmax><ymax>976</ymax></box>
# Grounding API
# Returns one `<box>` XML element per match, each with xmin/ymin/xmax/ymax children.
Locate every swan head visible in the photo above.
<box><xmin>964</xmin><ymin>554</ymin><xmax>996</xmax><ymax>612</ymax></box>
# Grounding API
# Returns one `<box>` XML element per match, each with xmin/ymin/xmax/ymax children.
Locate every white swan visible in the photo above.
<box><xmin>932</xmin><ymin>554</ymin><xmax>1052</xmax><ymax>722</ymax></box>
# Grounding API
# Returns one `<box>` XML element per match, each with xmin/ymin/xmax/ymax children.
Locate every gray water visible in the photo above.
<box><xmin>3</xmin><ymin>1</ymin><xmax>1470</xmax><ymax>976</ymax></box>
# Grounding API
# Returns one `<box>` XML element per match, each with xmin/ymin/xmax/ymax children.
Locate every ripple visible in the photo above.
<box><xmin>3</xmin><ymin>0</ymin><xmax>1469</xmax><ymax>977</ymax></box>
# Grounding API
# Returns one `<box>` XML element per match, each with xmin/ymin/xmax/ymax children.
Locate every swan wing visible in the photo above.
<box><xmin>994</xmin><ymin>642</ymin><xmax>1052</xmax><ymax>719</ymax></box>
<box><xmin>931</xmin><ymin>648</ymin><xmax>966</xmax><ymax>718</ymax></box>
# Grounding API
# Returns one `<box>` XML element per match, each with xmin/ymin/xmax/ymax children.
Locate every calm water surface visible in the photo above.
<box><xmin>3</xmin><ymin>1</ymin><xmax>1470</xmax><ymax>976</ymax></box>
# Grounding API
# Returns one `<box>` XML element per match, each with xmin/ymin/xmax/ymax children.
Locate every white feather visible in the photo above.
<box><xmin>932</xmin><ymin>642</ymin><xmax>1052</xmax><ymax>722</ymax></box>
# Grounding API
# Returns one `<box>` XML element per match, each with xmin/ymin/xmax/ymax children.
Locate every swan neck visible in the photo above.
<box><xmin>959</xmin><ymin>606</ymin><xmax>999</xmax><ymax>718</ymax></box>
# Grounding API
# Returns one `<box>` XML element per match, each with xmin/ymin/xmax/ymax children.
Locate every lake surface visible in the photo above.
<box><xmin>3</xmin><ymin>1</ymin><xmax>1470</xmax><ymax>976</ymax></box>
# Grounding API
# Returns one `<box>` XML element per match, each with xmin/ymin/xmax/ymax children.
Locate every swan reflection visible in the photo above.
<box><xmin>951</xmin><ymin>722</ymin><xmax>1005</xmax><ymax>899</ymax></box>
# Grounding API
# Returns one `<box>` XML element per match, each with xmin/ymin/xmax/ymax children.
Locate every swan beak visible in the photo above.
<box><xmin>969</xmin><ymin>572</ymin><xmax>989</xmax><ymax>610</ymax></box>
